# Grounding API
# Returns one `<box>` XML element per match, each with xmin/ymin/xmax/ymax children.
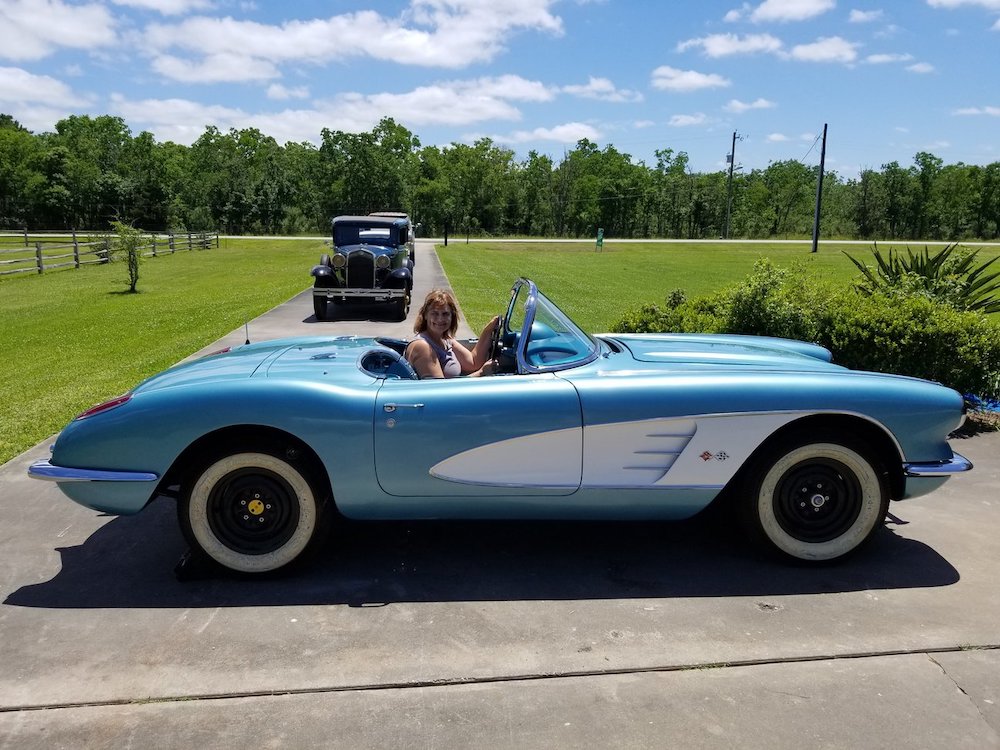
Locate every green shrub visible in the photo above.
<box><xmin>817</xmin><ymin>291</ymin><xmax>1000</xmax><ymax>400</ymax></box>
<box><xmin>611</xmin><ymin>258</ymin><xmax>1000</xmax><ymax>400</ymax></box>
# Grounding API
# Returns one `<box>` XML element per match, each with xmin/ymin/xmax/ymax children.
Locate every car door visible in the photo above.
<box><xmin>374</xmin><ymin>373</ymin><xmax>582</xmax><ymax>498</ymax></box>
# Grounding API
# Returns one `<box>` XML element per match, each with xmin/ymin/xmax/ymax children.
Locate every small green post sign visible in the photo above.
<box><xmin>596</xmin><ymin>228</ymin><xmax>604</xmax><ymax>251</ymax></box>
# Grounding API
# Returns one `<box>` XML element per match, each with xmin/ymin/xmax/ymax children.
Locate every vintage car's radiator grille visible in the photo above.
<box><xmin>346</xmin><ymin>251</ymin><xmax>375</xmax><ymax>288</ymax></box>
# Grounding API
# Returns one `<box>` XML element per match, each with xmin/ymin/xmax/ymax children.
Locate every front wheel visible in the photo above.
<box><xmin>313</xmin><ymin>295</ymin><xmax>328</xmax><ymax>321</ymax></box>
<box><xmin>179</xmin><ymin>451</ymin><xmax>327</xmax><ymax>574</ymax></box>
<box><xmin>740</xmin><ymin>440</ymin><xmax>889</xmax><ymax>563</ymax></box>
<box><xmin>391</xmin><ymin>290</ymin><xmax>410</xmax><ymax>322</ymax></box>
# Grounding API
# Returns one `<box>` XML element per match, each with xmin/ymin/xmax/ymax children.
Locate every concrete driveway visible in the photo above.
<box><xmin>1</xmin><ymin>242</ymin><xmax>998</xmax><ymax>748</ymax></box>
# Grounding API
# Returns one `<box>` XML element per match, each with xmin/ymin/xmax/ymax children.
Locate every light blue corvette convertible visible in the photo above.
<box><xmin>30</xmin><ymin>278</ymin><xmax>971</xmax><ymax>573</ymax></box>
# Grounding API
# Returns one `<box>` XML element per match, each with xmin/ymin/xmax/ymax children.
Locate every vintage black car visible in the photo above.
<box><xmin>311</xmin><ymin>215</ymin><xmax>413</xmax><ymax>321</ymax></box>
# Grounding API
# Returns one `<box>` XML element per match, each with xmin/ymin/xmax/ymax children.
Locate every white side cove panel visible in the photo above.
<box><xmin>430</xmin><ymin>412</ymin><xmax>810</xmax><ymax>490</ymax></box>
<box><xmin>430</xmin><ymin>427</ymin><xmax>582</xmax><ymax>488</ymax></box>
<box><xmin>582</xmin><ymin>413</ymin><xmax>806</xmax><ymax>489</ymax></box>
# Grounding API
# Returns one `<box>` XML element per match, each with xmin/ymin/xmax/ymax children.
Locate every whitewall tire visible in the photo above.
<box><xmin>744</xmin><ymin>441</ymin><xmax>889</xmax><ymax>563</ymax></box>
<box><xmin>181</xmin><ymin>452</ymin><xmax>324</xmax><ymax>574</ymax></box>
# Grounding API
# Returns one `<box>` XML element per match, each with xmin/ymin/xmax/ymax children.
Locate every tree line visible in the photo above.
<box><xmin>2</xmin><ymin>113</ymin><xmax>998</xmax><ymax>240</ymax></box>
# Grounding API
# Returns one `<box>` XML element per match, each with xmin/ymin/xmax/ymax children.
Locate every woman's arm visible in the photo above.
<box><xmin>453</xmin><ymin>316</ymin><xmax>500</xmax><ymax>376</ymax></box>
<box><xmin>405</xmin><ymin>339</ymin><xmax>445</xmax><ymax>379</ymax></box>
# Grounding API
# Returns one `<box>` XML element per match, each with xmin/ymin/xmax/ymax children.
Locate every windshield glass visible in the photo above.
<box><xmin>334</xmin><ymin>224</ymin><xmax>395</xmax><ymax>247</ymax></box>
<box><xmin>503</xmin><ymin>280</ymin><xmax>598</xmax><ymax>373</ymax></box>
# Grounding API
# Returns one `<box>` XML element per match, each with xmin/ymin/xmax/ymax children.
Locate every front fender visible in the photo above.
<box><xmin>384</xmin><ymin>267</ymin><xmax>412</xmax><ymax>290</ymax></box>
<box><xmin>311</xmin><ymin>265</ymin><xmax>335</xmax><ymax>280</ymax></box>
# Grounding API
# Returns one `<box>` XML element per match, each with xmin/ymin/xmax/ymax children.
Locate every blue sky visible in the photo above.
<box><xmin>1</xmin><ymin>0</ymin><xmax>998</xmax><ymax>178</ymax></box>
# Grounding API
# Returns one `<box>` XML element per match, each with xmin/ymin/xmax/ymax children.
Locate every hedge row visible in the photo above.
<box><xmin>612</xmin><ymin>260</ymin><xmax>1000</xmax><ymax>401</ymax></box>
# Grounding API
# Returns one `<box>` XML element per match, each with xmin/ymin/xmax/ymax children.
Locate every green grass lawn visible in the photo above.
<box><xmin>3</xmin><ymin>238</ymin><xmax>997</xmax><ymax>465</ymax></box>
<box><xmin>0</xmin><ymin>238</ymin><xmax>322</xmax><ymax>464</ymax></box>
<box><xmin>439</xmin><ymin>240</ymin><xmax>890</xmax><ymax>332</ymax></box>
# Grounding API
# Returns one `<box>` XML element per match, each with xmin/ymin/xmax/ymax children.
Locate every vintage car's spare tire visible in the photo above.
<box><xmin>179</xmin><ymin>451</ymin><xmax>327</xmax><ymax>574</ymax></box>
<box><xmin>740</xmin><ymin>438</ymin><xmax>889</xmax><ymax>563</ymax></box>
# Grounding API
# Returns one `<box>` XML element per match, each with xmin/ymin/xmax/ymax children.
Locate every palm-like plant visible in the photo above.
<box><xmin>844</xmin><ymin>243</ymin><xmax>1000</xmax><ymax>314</ymax></box>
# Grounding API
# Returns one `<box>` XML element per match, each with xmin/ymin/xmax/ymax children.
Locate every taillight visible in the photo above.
<box><xmin>74</xmin><ymin>394</ymin><xmax>132</xmax><ymax>420</ymax></box>
<box><xmin>206</xmin><ymin>346</ymin><xmax>232</xmax><ymax>356</ymax></box>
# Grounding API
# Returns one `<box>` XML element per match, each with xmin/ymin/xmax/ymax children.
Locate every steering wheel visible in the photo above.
<box><xmin>489</xmin><ymin>314</ymin><xmax>503</xmax><ymax>361</ymax></box>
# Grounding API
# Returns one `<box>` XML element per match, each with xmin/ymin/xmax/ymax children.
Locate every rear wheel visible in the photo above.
<box><xmin>179</xmin><ymin>451</ymin><xmax>328</xmax><ymax>574</ymax></box>
<box><xmin>740</xmin><ymin>439</ymin><xmax>889</xmax><ymax>563</ymax></box>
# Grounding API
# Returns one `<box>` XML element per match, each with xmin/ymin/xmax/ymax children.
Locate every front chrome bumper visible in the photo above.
<box><xmin>314</xmin><ymin>287</ymin><xmax>406</xmax><ymax>300</ymax></box>
<box><xmin>903</xmin><ymin>452</ymin><xmax>973</xmax><ymax>477</ymax></box>
<box><xmin>28</xmin><ymin>459</ymin><xmax>158</xmax><ymax>483</ymax></box>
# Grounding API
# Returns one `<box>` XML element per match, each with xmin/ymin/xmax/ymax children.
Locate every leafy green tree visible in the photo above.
<box><xmin>110</xmin><ymin>220</ymin><xmax>144</xmax><ymax>293</ymax></box>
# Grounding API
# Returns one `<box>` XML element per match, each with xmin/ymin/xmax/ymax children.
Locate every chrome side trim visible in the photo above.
<box><xmin>28</xmin><ymin>459</ymin><xmax>158</xmax><ymax>483</ymax></box>
<box><xmin>903</xmin><ymin>453</ymin><xmax>973</xmax><ymax>477</ymax></box>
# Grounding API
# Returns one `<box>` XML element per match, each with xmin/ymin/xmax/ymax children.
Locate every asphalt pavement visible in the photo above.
<box><xmin>1</xmin><ymin>241</ymin><xmax>997</xmax><ymax>748</ymax></box>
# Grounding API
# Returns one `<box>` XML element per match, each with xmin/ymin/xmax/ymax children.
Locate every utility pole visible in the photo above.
<box><xmin>724</xmin><ymin>131</ymin><xmax>737</xmax><ymax>239</ymax></box>
<box><xmin>811</xmin><ymin>123</ymin><xmax>828</xmax><ymax>253</ymax></box>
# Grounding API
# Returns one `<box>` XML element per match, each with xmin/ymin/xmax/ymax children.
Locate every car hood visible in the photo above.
<box><xmin>607</xmin><ymin>333</ymin><xmax>844</xmax><ymax>371</ymax></box>
<box><xmin>132</xmin><ymin>337</ymin><xmax>379</xmax><ymax>394</ymax></box>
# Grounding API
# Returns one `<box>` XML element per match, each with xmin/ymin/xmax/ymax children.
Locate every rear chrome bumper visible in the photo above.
<box><xmin>903</xmin><ymin>452</ymin><xmax>973</xmax><ymax>477</ymax></box>
<box><xmin>28</xmin><ymin>459</ymin><xmax>158</xmax><ymax>483</ymax></box>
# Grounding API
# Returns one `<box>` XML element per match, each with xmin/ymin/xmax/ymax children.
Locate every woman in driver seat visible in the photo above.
<box><xmin>406</xmin><ymin>289</ymin><xmax>498</xmax><ymax>378</ymax></box>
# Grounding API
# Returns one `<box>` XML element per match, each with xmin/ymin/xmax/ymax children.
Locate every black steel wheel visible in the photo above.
<box><xmin>741</xmin><ymin>440</ymin><xmax>889</xmax><ymax>563</ymax></box>
<box><xmin>180</xmin><ymin>452</ymin><xmax>325</xmax><ymax>574</ymax></box>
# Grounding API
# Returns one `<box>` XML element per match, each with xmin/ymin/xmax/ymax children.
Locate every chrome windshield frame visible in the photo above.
<box><xmin>505</xmin><ymin>278</ymin><xmax>600</xmax><ymax>375</ymax></box>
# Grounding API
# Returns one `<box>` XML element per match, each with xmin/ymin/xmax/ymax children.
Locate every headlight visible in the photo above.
<box><xmin>331</xmin><ymin>253</ymin><xmax>347</xmax><ymax>268</ymax></box>
<box><xmin>375</xmin><ymin>254</ymin><xmax>391</xmax><ymax>270</ymax></box>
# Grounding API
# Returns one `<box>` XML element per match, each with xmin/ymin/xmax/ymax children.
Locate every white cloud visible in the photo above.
<box><xmin>111</xmin><ymin>0</ymin><xmax>214</xmax><ymax>14</ymax></box>
<box><xmin>865</xmin><ymin>53</ymin><xmax>914</xmax><ymax>63</ymax></box>
<box><xmin>849</xmin><ymin>9</ymin><xmax>884</xmax><ymax>22</ymax></box>
<box><xmin>562</xmin><ymin>77</ymin><xmax>642</xmax><ymax>103</ymax></box>
<box><xmin>724</xmin><ymin>97</ymin><xmax>776</xmax><ymax>113</ymax></box>
<box><xmin>677</xmin><ymin>33</ymin><xmax>783</xmax><ymax>57</ymax></box>
<box><xmin>651</xmin><ymin>66</ymin><xmax>730</xmax><ymax>92</ymax></box>
<box><xmin>0</xmin><ymin>66</ymin><xmax>90</xmax><ymax>106</ymax></box>
<box><xmin>493</xmin><ymin>122</ymin><xmax>603</xmax><ymax>144</ymax></box>
<box><xmin>0</xmin><ymin>0</ymin><xmax>116</xmax><ymax>61</ymax></box>
<box><xmin>634</xmin><ymin>120</ymin><xmax>655</xmax><ymax>128</ymax></box>
<box><xmin>788</xmin><ymin>36</ymin><xmax>860</xmax><ymax>62</ymax></box>
<box><xmin>927</xmin><ymin>0</ymin><xmax>1000</xmax><ymax>9</ymax></box>
<box><xmin>267</xmin><ymin>84</ymin><xmax>310</xmax><ymax>101</ymax></box>
<box><xmin>907</xmin><ymin>62</ymin><xmax>935</xmax><ymax>73</ymax></box>
<box><xmin>106</xmin><ymin>74</ymin><xmax>557</xmax><ymax>145</ymax></box>
<box><xmin>152</xmin><ymin>53</ymin><xmax>281</xmax><ymax>83</ymax></box>
<box><xmin>767</xmin><ymin>133</ymin><xmax>790</xmax><ymax>141</ymax></box>
<box><xmin>750</xmin><ymin>0</ymin><xmax>836</xmax><ymax>23</ymax></box>
<box><xmin>669</xmin><ymin>113</ymin><xmax>708</xmax><ymax>126</ymax></box>
<box><xmin>141</xmin><ymin>1</ymin><xmax>565</xmax><ymax>82</ymax></box>
<box><xmin>953</xmin><ymin>106</ymin><xmax>1000</xmax><ymax>116</ymax></box>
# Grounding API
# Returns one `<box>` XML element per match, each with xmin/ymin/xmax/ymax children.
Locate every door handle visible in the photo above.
<box><xmin>383</xmin><ymin>403</ymin><xmax>424</xmax><ymax>413</ymax></box>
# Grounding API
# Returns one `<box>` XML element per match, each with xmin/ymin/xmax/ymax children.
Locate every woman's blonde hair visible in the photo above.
<box><xmin>413</xmin><ymin>289</ymin><xmax>459</xmax><ymax>337</ymax></box>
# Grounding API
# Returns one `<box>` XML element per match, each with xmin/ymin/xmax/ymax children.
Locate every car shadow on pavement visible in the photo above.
<box><xmin>5</xmin><ymin>497</ymin><xmax>959</xmax><ymax>610</ymax></box>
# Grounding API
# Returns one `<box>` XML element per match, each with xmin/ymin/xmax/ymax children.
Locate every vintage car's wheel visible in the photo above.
<box><xmin>392</xmin><ymin>291</ymin><xmax>410</xmax><ymax>321</ymax></box>
<box><xmin>180</xmin><ymin>451</ymin><xmax>326</xmax><ymax>574</ymax></box>
<box><xmin>741</xmin><ymin>439</ymin><xmax>889</xmax><ymax>563</ymax></box>
<box><xmin>313</xmin><ymin>297</ymin><xmax>329</xmax><ymax>320</ymax></box>
<box><xmin>313</xmin><ymin>296</ymin><xmax>328</xmax><ymax>321</ymax></box>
